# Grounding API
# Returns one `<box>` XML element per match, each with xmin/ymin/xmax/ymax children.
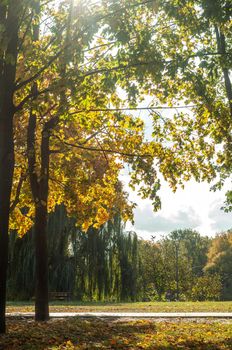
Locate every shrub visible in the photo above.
<box><xmin>190</xmin><ymin>274</ymin><xmax>222</xmax><ymax>301</ymax></box>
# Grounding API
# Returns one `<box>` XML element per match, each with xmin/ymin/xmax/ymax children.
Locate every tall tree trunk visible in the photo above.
<box><xmin>34</xmin><ymin>203</ymin><xmax>49</xmax><ymax>321</ymax></box>
<box><xmin>28</xmin><ymin>0</ymin><xmax>49</xmax><ymax>321</ymax></box>
<box><xmin>34</xmin><ymin>124</ymin><xmax>51</xmax><ymax>321</ymax></box>
<box><xmin>28</xmin><ymin>0</ymin><xmax>71</xmax><ymax>320</ymax></box>
<box><xmin>27</xmin><ymin>113</ymin><xmax>53</xmax><ymax>321</ymax></box>
<box><xmin>0</xmin><ymin>1</ymin><xmax>20</xmax><ymax>333</ymax></box>
<box><xmin>0</xmin><ymin>117</ymin><xmax>14</xmax><ymax>333</ymax></box>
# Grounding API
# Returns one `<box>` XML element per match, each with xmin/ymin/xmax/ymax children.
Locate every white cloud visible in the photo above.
<box><xmin>122</xmin><ymin>173</ymin><xmax>232</xmax><ymax>240</ymax></box>
<box><xmin>208</xmin><ymin>200</ymin><xmax>232</xmax><ymax>232</ymax></box>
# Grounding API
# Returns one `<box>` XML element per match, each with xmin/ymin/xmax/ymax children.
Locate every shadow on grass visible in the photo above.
<box><xmin>1</xmin><ymin>317</ymin><xmax>231</xmax><ymax>350</ymax></box>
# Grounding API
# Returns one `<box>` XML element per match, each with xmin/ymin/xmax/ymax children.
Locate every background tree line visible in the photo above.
<box><xmin>7</xmin><ymin>205</ymin><xmax>232</xmax><ymax>302</ymax></box>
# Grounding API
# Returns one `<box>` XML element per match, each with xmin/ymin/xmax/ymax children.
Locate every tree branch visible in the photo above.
<box><xmin>27</xmin><ymin>112</ymin><xmax>39</xmax><ymax>199</ymax></box>
<box><xmin>58</xmin><ymin>138</ymin><xmax>152</xmax><ymax>158</ymax></box>
<box><xmin>69</xmin><ymin>105</ymin><xmax>197</xmax><ymax>115</ymax></box>
<box><xmin>15</xmin><ymin>48</ymin><xmax>64</xmax><ymax>90</ymax></box>
<box><xmin>10</xmin><ymin>171</ymin><xmax>27</xmax><ymax>213</ymax></box>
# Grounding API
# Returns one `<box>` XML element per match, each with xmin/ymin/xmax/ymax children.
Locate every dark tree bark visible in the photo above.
<box><xmin>27</xmin><ymin>110</ymin><xmax>59</xmax><ymax>321</ymax></box>
<box><xmin>34</xmin><ymin>122</ymin><xmax>51</xmax><ymax>321</ymax></box>
<box><xmin>0</xmin><ymin>118</ymin><xmax>14</xmax><ymax>333</ymax></box>
<box><xmin>0</xmin><ymin>1</ymin><xmax>20</xmax><ymax>333</ymax></box>
<box><xmin>34</xmin><ymin>203</ymin><xmax>49</xmax><ymax>321</ymax></box>
<box><xmin>26</xmin><ymin>0</ymin><xmax>50</xmax><ymax>321</ymax></box>
<box><xmin>27</xmin><ymin>0</ymin><xmax>72</xmax><ymax>321</ymax></box>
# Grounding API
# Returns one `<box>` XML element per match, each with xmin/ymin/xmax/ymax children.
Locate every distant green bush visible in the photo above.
<box><xmin>190</xmin><ymin>275</ymin><xmax>222</xmax><ymax>301</ymax></box>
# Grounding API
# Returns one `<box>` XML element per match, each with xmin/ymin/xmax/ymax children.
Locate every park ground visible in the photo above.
<box><xmin>1</xmin><ymin>317</ymin><xmax>232</xmax><ymax>349</ymax></box>
<box><xmin>1</xmin><ymin>301</ymin><xmax>232</xmax><ymax>349</ymax></box>
<box><xmin>6</xmin><ymin>300</ymin><xmax>232</xmax><ymax>313</ymax></box>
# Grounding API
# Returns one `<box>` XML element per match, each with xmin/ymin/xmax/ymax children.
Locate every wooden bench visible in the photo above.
<box><xmin>32</xmin><ymin>292</ymin><xmax>71</xmax><ymax>301</ymax></box>
<box><xmin>49</xmin><ymin>292</ymin><xmax>71</xmax><ymax>301</ymax></box>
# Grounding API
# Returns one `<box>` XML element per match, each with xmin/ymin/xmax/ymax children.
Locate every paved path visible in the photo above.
<box><xmin>6</xmin><ymin>312</ymin><xmax>232</xmax><ymax>319</ymax></box>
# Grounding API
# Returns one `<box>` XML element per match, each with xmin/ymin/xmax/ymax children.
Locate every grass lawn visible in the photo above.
<box><xmin>1</xmin><ymin>318</ymin><xmax>232</xmax><ymax>349</ymax></box>
<box><xmin>6</xmin><ymin>301</ymin><xmax>232</xmax><ymax>313</ymax></box>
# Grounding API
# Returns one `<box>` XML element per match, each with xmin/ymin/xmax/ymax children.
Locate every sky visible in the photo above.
<box><xmin>123</xmin><ymin>175</ymin><xmax>232</xmax><ymax>241</ymax></box>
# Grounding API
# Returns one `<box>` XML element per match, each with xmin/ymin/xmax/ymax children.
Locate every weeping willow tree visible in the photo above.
<box><xmin>7</xmin><ymin>206</ymin><xmax>140</xmax><ymax>301</ymax></box>
<box><xmin>75</xmin><ymin>217</ymin><xmax>139</xmax><ymax>301</ymax></box>
<box><xmin>7</xmin><ymin>205</ymin><xmax>74</xmax><ymax>300</ymax></box>
<box><xmin>8</xmin><ymin>230</ymin><xmax>35</xmax><ymax>300</ymax></box>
